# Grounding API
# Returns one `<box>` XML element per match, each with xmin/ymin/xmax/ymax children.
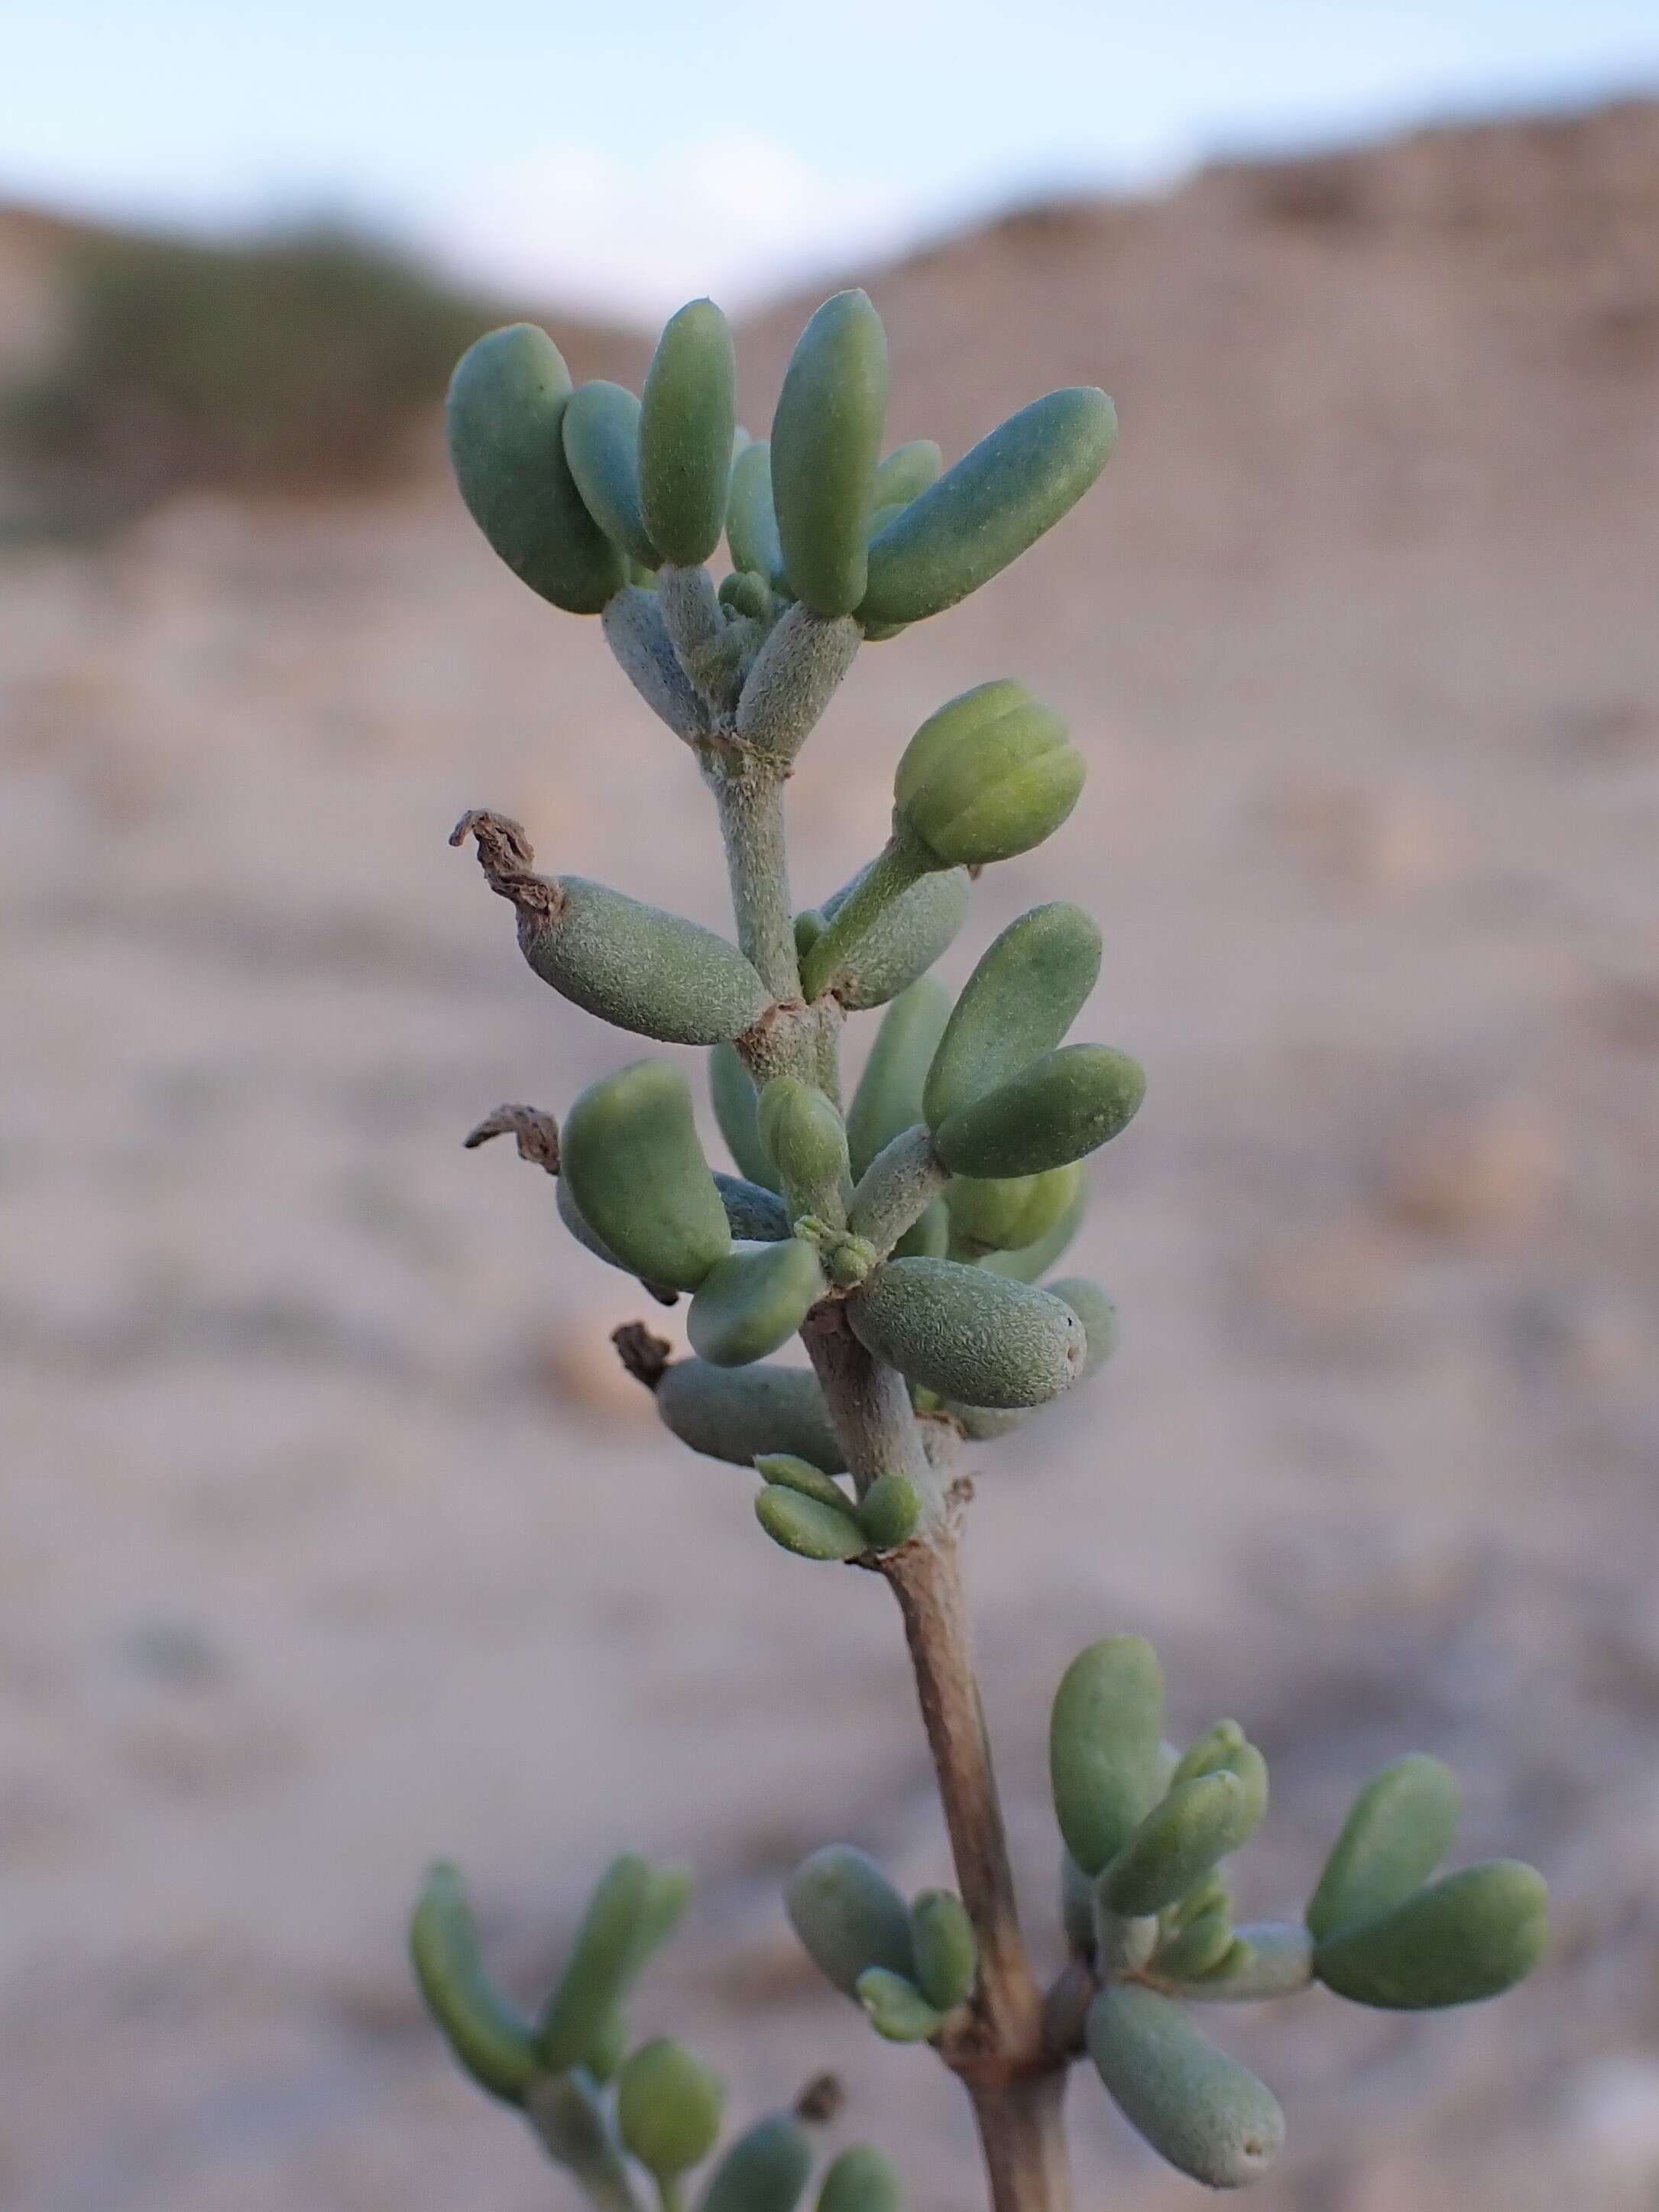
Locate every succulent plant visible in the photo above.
<box><xmin>413</xmin><ymin>290</ymin><xmax>1546</xmax><ymax>2212</ymax></box>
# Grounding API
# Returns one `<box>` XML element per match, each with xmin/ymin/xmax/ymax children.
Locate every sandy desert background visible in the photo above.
<box><xmin>3</xmin><ymin>94</ymin><xmax>1658</xmax><ymax>2212</ymax></box>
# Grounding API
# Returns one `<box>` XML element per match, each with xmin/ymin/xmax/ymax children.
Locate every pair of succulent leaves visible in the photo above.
<box><xmin>781</xmin><ymin>1637</ymin><xmax>1545</xmax><ymax>2191</ymax></box>
<box><xmin>412</xmin><ymin>1854</ymin><xmax>902</xmax><ymax>2212</ymax></box>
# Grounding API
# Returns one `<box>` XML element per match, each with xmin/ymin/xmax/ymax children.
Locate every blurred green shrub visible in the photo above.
<box><xmin>5</xmin><ymin>224</ymin><xmax>500</xmax><ymax>505</ymax></box>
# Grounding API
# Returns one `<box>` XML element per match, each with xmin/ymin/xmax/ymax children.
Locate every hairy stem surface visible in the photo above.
<box><xmin>847</xmin><ymin>1124</ymin><xmax>950</xmax><ymax>1255</ymax></box>
<box><xmin>706</xmin><ymin>753</ymin><xmax>801</xmax><ymax>1006</ymax></box>
<box><xmin>714</xmin><ymin>702</ymin><xmax>1071</xmax><ymax>2212</ymax></box>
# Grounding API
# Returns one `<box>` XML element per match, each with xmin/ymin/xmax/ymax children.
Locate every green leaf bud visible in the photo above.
<box><xmin>617</xmin><ymin>2037</ymin><xmax>726</xmax><ymax>2181</ymax></box>
<box><xmin>409</xmin><ymin>1863</ymin><xmax>539</xmax><ymax>2104</ymax></box>
<box><xmin>1061</xmin><ymin>1851</ymin><xmax>1098</xmax><ymax>1956</ymax></box>
<box><xmin>710</xmin><ymin>1042</ymin><xmax>783</xmax><ymax>1193</ymax></box>
<box><xmin>786</xmin><ymin>1844</ymin><xmax>915</xmax><ymax>1997</ymax></box>
<box><xmin>727</xmin><ymin>439</ymin><xmax>785</xmax><ymax>585</ymax></box>
<box><xmin>755</xmin><ymin>1483</ymin><xmax>866</xmax><ymax>1561</ymax></box>
<box><xmin>772</xmin><ymin>290</ymin><xmax>889</xmax><ymax>617</ymax></box>
<box><xmin>946</xmin><ymin>1163</ymin><xmax>1082</xmax><ymax>1258</ymax></box>
<box><xmin>893</xmin><ymin>681</ymin><xmax>1084</xmax><ymax>871</ymax></box>
<box><xmin>847</xmin><ymin>978</ymin><xmax>954</xmax><ymax>1177</ymax></box>
<box><xmin>847</xmin><ymin>1258</ymin><xmax>1085</xmax><ymax>1409</ymax></box>
<box><xmin>689</xmin><ymin>1238</ymin><xmax>827</xmax><ymax>1367</ymax></box>
<box><xmin>720</xmin><ymin>568</ymin><xmax>775</xmax><ymax>622</ymax></box>
<box><xmin>757</xmin><ymin>1077</ymin><xmax>851</xmax><ymax>1205</ymax></box>
<box><xmin>857</xmin><ymin>1472</ymin><xmax>921</xmax><ymax>1550</ymax></box>
<box><xmin>563</xmin><ymin>1061</ymin><xmax>731</xmax><ymax>1292</ymax></box>
<box><xmin>1171</xmin><ymin>1719</ymin><xmax>1244</xmax><ymax>1786</ymax></box>
<box><xmin>640</xmin><ymin>299</ymin><xmax>737</xmax><ymax>568</ymax></box>
<box><xmin>1313</xmin><ymin>1860</ymin><xmax>1547</xmax><ymax>2010</ymax></box>
<box><xmin>757</xmin><ymin>1452</ymin><xmax>854</xmax><ymax>1512</ymax></box>
<box><xmin>817</xmin><ymin>2145</ymin><xmax>902</xmax><ymax>2212</ymax></box>
<box><xmin>855</xmin><ymin>1967</ymin><xmax>943</xmax><ymax>2043</ymax></box>
<box><xmin>686</xmin><ymin>599</ymin><xmax>758</xmax><ymax>708</ymax></box>
<box><xmin>1155</xmin><ymin>1903</ymin><xmax>1236</xmax><ymax>1983</ymax></box>
<box><xmin>562</xmin><ymin>379</ymin><xmax>658</xmax><ymax>569</ymax></box>
<box><xmin>698</xmin><ymin>2113</ymin><xmax>815</xmax><ymax>2212</ymax></box>
<box><xmin>1182</xmin><ymin>1921</ymin><xmax>1313</xmax><ymax>2002</ymax></box>
<box><xmin>924</xmin><ymin>902</ymin><xmax>1101</xmax><ymax>1129</ymax></box>
<box><xmin>1103</xmin><ymin>1770</ymin><xmax>1259</xmax><ymax>1919</ymax></box>
<box><xmin>909</xmin><ymin>1890</ymin><xmax>977</xmax><ymax>2011</ymax></box>
<box><xmin>1085</xmin><ymin>1983</ymin><xmax>1284</xmax><ymax>2190</ymax></box>
<box><xmin>872</xmin><ymin>439</ymin><xmax>942</xmax><ymax>510</ymax></box>
<box><xmin>1170</xmin><ymin>1723</ymin><xmax>1269</xmax><ymax>1841</ymax></box>
<box><xmin>1049</xmin><ymin>1637</ymin><xmax>1166</xmax><ymax>1877</ymax></box>
<box><xmin>932</xmin><ymin>1044</ymin><xmax>1145</xmax><ymax>1179</ymax></box>
<box><xmin>813</xmin><ymin>868</ymin><xmax>970</xmax><ymax>1013</ymax></box>
<box><xmin>446</xmin><ymin>325</ymin><xmax>626</xmax><ymax>614</ymax></box>
<box><xmin>656</xmin><ymin>1359</ymin><xmax>846</xmax><ymax>1472</ymax></box>
<box><xmin>859</xmin><ymin>386</ymin><xmax>1116</xmax><ymax>627</ymax></box>
<box><xmin>1305</xmin><ymin>1754</ymin><xmax>1461</xmax><ymax>1942</ymax></box>
<box><xmin>539</xmin><ymin>1852</ymin><xmax>654</xmax><ymax>2071</ymax></box>
<box><xmin>715</xmin><ymin>1173</ymin><xmax>791</xmax><ymax>1243</ymax></box>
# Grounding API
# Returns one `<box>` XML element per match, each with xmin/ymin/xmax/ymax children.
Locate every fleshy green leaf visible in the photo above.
<box><xmin>786</xmin><ymin>1845</ymin><xmax>915</xmax><ymax>1996</ymax></box>
<box><xmin>1085</xmin><ymin>1982</ymin><xmax>1284</xmax><ymax>2189</ymax></box>
<box><xmin>1313</xmin><ymin>1861</ymin><xmax>1547</xmax><ymax>2010</ymax></box>
<box><xmin>1049</xmin><ymin>1637</ymin><xmax>1165</xmax><ymax>1877</ymax></box>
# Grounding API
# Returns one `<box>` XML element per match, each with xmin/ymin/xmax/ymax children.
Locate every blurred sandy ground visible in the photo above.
<box><xmin>3</xmin><ymin>103</ymin><xmax>1659</xmax><ymax>2212</ymax></box>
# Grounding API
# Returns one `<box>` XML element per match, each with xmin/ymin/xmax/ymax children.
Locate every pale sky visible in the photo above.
<box><xmin>8</xmin><ymin>0</ymin><xmax>1659</xmax><ymax>321</ymax></box>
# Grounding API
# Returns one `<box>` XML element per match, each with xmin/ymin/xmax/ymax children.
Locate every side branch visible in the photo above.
<box><xmin>705</xmin><ymin>754</ymin><xmax>802</xmax><ymax>1007</ymax></box>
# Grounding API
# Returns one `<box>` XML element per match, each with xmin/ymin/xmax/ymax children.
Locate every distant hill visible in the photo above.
<box><xmin>0</xmin><ymin>199</ymin><xmax>643</xmax><ymax>385</ymax></box>
<box><xmin>0</xmin><ymin>205</ymin><xmax>646</xmax><ymax>510</ymax></box>
<box><xmin>0</xmin><ymin>203</ymin><xmax>102</xmax><ymax>376</ymax></box>
<box><xmin>3</xmin><ymin>94</ymin><xmax>1654</xmax><ymax>524</ymax></box>
<box><xmin>740</xmin><ymin>96</ymin><xmax>1659</xmax><ymax>575</ymax></box>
